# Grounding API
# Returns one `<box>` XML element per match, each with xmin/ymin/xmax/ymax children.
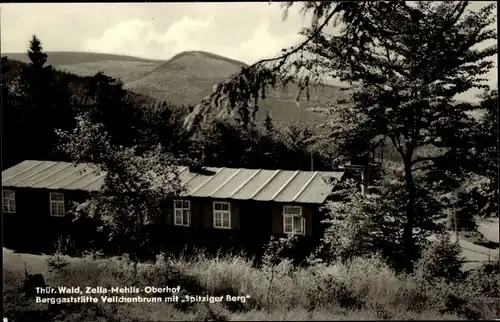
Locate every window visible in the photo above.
<box><xmin>174</xmin><ymin>200</ymin><xmax>191</xmax><ymax>226</ymax></box>
<box><xmin>49</xmin><ymin>192</ymin><xmax>65</xmax><ymax>217</ymax></box>
<box><xmin>283</xmin><ymin>206</ymin><xmax>305</xmax><ymax>235</ymax></box>
<box><xmin>3</xmin><ymin>190</ymin><xmax>16</xmax><ymax>213</ymax></box>
<box><xmin>213</xmin><ymin>201</ymin><xmax>231</xmax><ymax>229</ymax></box>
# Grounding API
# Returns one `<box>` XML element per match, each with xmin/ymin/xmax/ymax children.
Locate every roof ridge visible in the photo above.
<box><xmin>13</xmin><ymin>160</ymin><xmax>345</xmax><ymax>174</ymax></box>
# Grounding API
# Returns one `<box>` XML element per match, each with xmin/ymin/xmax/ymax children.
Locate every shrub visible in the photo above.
<box><xmin>415</xmin><ymin>233</ymin><xmax>464</xmax><ymax>282</ymax></box>
<box><xmin>463</xmin><ymin>260</ymin><xmax>500</xmax><ymax>298</ymax></box>
<box><xmin>322</xmin><ymin>170</ymin><xmax>445</xmax><ymax>273</ymax></box>
<box><xmin>46</xmin><ymin>235</ymin><xmax>72</xmax><ymax>273</ymax></box>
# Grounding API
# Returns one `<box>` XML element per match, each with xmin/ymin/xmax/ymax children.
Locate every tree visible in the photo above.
<box><xmin>451</xmin><ymin>88</ymin><xmax>499</xmax><ymax>227</ymax></box>
<box><xmin>1</xmin><ymin>56</ymin><xmax>19</xmax><ymax>169</ymax></box>
<box><xmin>186</xmin><ymin>117</ymin><xmax>333</xmax><ymax>171</ymax></box>
<box><xmin>27</xmin><ymin>35</ymin><xmax>48</xmax><ymax>70</ymax></box>
<box><xmin>138</xmin><ymin>101</ymin><xmax>201</xmax><ymax>164</ymax></box>
<box><xmin>323</xmin><ymin>168</ymin><xmax>444</xmax><ymax>272</ymax></box>
<box><xmin>13</xmin><ymin>36</ymin><xmax>54</xmax><ymax>160</ymax></box>
<box><xmin>184</xmin><ymin>1</ymin><xmax>497</xmax><ymax>272</ymax></box>
<box><xmin>414</xmin><ymin>233</ymin><xmax>464</xmax><ymax>282</ymax></box>
<box><xmin>11</xmin><ymin>35</ymin><xmax>76</xmax><ymax>162</ymax></box>
<box><xmin>57</xmin><ymin>112</ymin><xmax>185</xmax><ymax>261</ymax></box>
<box><xmin>84</xmin><ymin>72</ymin><xmax>143</xmax><ymax>148</ymax></box>
<box><xmin>469</xmin><ymin>88</ymin><xmax>499</xmax><ymax>218</ymax></box>
<box><xmin>264</xmin><ymin>111</ymin><xmax>275</xmax><ymax>133</ymax></box>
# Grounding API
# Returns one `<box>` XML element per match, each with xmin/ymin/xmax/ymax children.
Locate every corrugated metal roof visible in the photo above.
<box><xmin>2</xmin><ymin>160</ymin><xmax>104</xmax><ymax>191</ymax></box>
<box><xmin>2</xmin><ymin>160</ymin><xmax>344</xmax><ymax>204</ymax></box>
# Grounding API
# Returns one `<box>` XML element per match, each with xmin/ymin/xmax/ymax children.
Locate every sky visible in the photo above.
<box><xmin>1</xmin><ymin>2</ymin><xmax>497</xmax><ymax>102</ymax></box>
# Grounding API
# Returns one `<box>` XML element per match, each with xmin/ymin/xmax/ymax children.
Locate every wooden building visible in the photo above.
<box><xmin>2</xmin><ymin>160</ymin><xmax>344</xmax><ymax>255</ymax></box>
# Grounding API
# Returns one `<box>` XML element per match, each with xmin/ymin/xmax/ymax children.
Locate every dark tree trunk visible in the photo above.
<box><xmin>403</xmin><ymin>156</ymin><xmax>416</xmax><ymax>272</ymax></box>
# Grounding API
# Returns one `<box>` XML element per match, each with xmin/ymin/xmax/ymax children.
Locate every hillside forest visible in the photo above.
<box><xmin>1</xmin><ymin>37</ymin><xmax>344</xmax><ymax>175</ymax></box>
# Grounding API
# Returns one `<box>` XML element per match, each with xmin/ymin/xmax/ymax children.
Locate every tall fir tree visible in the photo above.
<box><xmin>15</xmin><ymin>36</ymin><xmax>56</xmax><ymax>160</ymax></box>
<box><xmin>6</xmin><ymin>35</ymin><xmax>77</xmax><ymax>163</ymax></box>
<box><xmin>27</xmin><ymin>36</ymin><xmax>48</xmax><ymax>71</ymax></box>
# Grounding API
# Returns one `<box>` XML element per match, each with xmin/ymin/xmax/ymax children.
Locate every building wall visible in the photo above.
<box><xmin>3</xmin><ymin>187</ymin><xmax>91</xmax><ymax>252</ymax></box>
<box><xmin>4</xmin><ymin>187</ymin><xmax>324</xmax><ymax>252</ymax></box>
<box><xmin>3</xmin><ymin>187</ymin><xmax>88</xmax><ymax>220</ymax></box>
<box><xmin>164</xmin><ymin>198</ymin><xmax>318</xmax><ymax>237</ymax></box>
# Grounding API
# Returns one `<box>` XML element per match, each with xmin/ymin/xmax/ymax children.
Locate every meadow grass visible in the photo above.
<box><xmin>4</xmin><ymin>247</ymin><xmax>498</xmax><ymax>321</ymax></box>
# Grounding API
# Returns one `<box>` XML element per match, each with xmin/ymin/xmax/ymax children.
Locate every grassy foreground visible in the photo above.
<box><xmin>3</xmin><ymin>247</ymin><xmax>499</xmax><ymax>321</ymax></box>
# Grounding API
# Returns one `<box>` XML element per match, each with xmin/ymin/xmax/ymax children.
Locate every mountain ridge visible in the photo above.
<box><xmin>0</xmin><ymin>51</ymin><xmax>357</xmax><ymax>126</ymax></box>
<box><xmin>1</xmin><ymin>51</ymin><xmax>167</xmax><ymax>65</ymax></box>
<box><xmin>163</xmin><ymin>50</ymin><xmax>249</xmax><ymax>69</ymax></box>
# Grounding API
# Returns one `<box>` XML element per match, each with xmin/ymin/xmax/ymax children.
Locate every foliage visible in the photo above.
<box><xmin>260</xmin><ymin>235</ymin><xmax>298</xmax><ymax>312</ymax></box>
<box><xmin>137</xmin><ymin>101</ymin><xmax>194</xmax><ymax>158</ymax></box>
<box><xmin>263</xmin><ymin>111</ymin><xmax>274</xmax><ymax>132</ymax></box>
<box><xmin>445</xmin><ymin>88</ymin><xmax>499</xmax><ymax>231</ymax></box>
<box><xmin>82</xmin><ymin>72</ymin><xmax>147</xmax><ymax>148</ymax></box>
<box><xmin>188</xmin><ymin>1</ymin><xmax>497</xmax><ymax>272</ymax></box>
<box><xmin>414</xmin><ymin>233</ymin><xmax>464</xmax><ymax>282</ymax></box>
<box><xmin>463</xmin><ymin>260</ymin><xmax>500</xmax><ymax>299</ymax></box>
<box><xmin>3</xmin><ymin>35</ymin><xmax>339</xmax><ymax>176</ymax></box>
<box><xmin>7</xmin><ymin>49</ymin><xmax>340</xmax><ymax>129</ymax></box>
<box><xmin>453</xmin><ymin>89</ymin><xmax>499</xmax><ymax>220</ymax></box>
<box><xmin>57</xmin><ymin>112</ymin><xmax>185</xmax><ymax>261</ymax></box>
<box><xmin>189</xmin><ymin>117</ymin><xmax>336</xmax><ymax>171</ymax></box>
<box><xmin>307</xmin><ymin>2</ymin><xmax>496</xmax><ymax>272</ymax></box>
<box><xmin>323</xmin><ymin>168</ymin><xmax>445</xmax><ymax>271</ymax></box>
<box><xmin>446</xmin><ymin>174</ymin><xmax>481</xmax><ymax>231</ymax></box>
<box><xmin>2</xmin><ymin>36</ymin><xmax>160</xmax><ymax>171</ymax></box>
<box><xmin>1</xmin><ymin>56</ymin><xmax>18</xmax><ymax>168</ymax></box>
<box><xmin>46</xmin><ymin>236</ymin><xmax>72</xmax><ymax>273</ymax></box>
<box><xmin>2</xmin><ymin>36</ymin><xmax>77</xmax><ymax>169</ymax></box>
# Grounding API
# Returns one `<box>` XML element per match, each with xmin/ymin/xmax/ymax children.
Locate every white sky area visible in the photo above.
<box><xmin>1</xmin><ymin>2</ymin><xmax>497</xmax><ymax>102</ymax></box>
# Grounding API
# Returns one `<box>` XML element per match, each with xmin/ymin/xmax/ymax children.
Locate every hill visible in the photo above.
<box><xmin>3</xmin><ymin>50</ymin><xmax>348</xmax><ymax>126</ymax></box>
<box><xmin>2</xmin><ymin>51</ymin><xmax>166</xmax><ymax>85</ymax></box>
<box><xmin>2</xmin><ymin>51</ymin><xmax>166</xmax><ymax>66</ymax></box>
<box><xmin>58</xmin><ymin>60</ymin><xmax>162</xmax><ymax>84</ymax></box>
<box><xmin>122</xmin><ymin>50</ymin><xmax>348</xmax><ymax>124</ymax></box>
<box><xmin>123</xmin><ymin>50</ymin><xmax>248</xmax><ymax>102</ymax></box>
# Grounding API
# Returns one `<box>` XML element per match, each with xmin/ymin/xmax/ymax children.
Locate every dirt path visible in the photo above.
<box><xmin>3</xmin><ymin>248</ymin><xmax>51</xmax><ymax>275</ymax></box>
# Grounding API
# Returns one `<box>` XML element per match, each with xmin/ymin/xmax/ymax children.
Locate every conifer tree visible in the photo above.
<box><xmin>14</xmin><ymin>35</ymin><xmax>56</xmax><ymax>160</ymax></box>
<box><xmin>27</xmin><ymin>35</ymin><xmax>49</xmax><ymax>71</ymax></box>
<box><xmin>264</xmin><ymin>111</ymin><xmax>274</xmax><ymax>133</ymax></box>
<box><xmin>11</xmin><ymin>35</ymin><xmax>77</xmax><ymax>162</ymax></box>
<box><xmin>84</xmin><ymin>71</ymin><xmax>142</xmax><ymax>148</ymax></box>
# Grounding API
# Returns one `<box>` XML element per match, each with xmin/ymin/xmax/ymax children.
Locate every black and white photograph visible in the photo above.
<box><xmin>1</xmin><ymin>1</ymin><xmax>499</xmax><ymax>321</ymax></box>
